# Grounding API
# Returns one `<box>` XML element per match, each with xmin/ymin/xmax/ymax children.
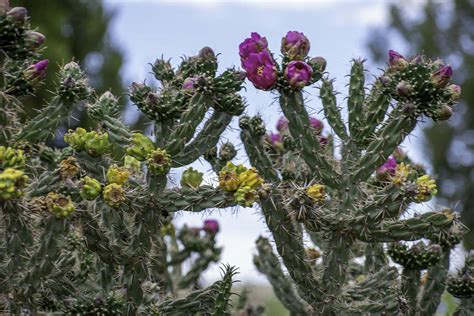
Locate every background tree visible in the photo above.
<box><xmin>14</xmin><ymin>0</ymin><xmax>123</xmax><ymax>120</ymax></box>
<box><xmin>367</xmin><ymin>0</ymin><xmax>474</xmax><ymax>249</ymax></box>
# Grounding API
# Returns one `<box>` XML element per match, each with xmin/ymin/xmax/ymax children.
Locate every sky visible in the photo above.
<box><xmin>102</xmin><ymin>0</ymin><xmax>435</xmax><ymax>284</ymax></box>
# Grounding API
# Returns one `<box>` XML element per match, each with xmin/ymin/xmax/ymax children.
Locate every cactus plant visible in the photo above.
<box><xmin>0</xmin><ymin>3</ymin><xmax>471</xmax><ymax>315</ymax></box>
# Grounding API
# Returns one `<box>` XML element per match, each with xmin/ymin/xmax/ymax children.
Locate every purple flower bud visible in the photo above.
<box><xmin>25</xmin><ymin>59</ymin><xmax>48</xmax><ymax>80</ymax></box>
<box><xmin>198</xmin><ymin>46</ymin><xmax>215</xmax><ymax>59</ymax></box>
<box><xmin>309</xmin><ymin>117</ymin><xmax>324</xmax><ymax>133</ymax></box>
<box><xmin>396</xmin><ymin>81</ymin><xmax>412</xmax><ymax>97</ymax></box>
<box><xmin>242</xmin><ymin>51</ymin><xmax>277</xmax><ymax>90</ymax></box>
<box><xmin>388</xmin><ymin>50</ymin><xmax>407</xmax><ymax>69</ymax></box>
<box><xmin>203</xmin><ymin>219</ymin><xmax>219</xmax><ymax>234</ymax></box>
<box><xmin>281</xmin><ymin>31</ymin><xmax>310</xmax><ymax>60</ymax></box>
<box><xmin>239</xmin><ymin>32</ymin><xmax>268</xmax><ymax>61</ymax></box>
<box><xmin>25</xmin><ymin>31</ymin><xmax>45</xmax><ymax>48</ymax></box>
<box><xmin>269</xmin><ymin>132</ymin><xmax>282</xmax><ymax>145</ymax></box>
<box><xmin>7</xmin><ymin>6</ymin><xmax>26</xmax><ymax>23</ymax></box>
<box><xmin>433</xmin><ymin>104</ymin><xmax>453</xmax><ymax>121</ymax></box>
<box><xmin>284</xmin><ymin>61</ymin><xmax>313</xmax><ymax>89</ymax></box>
<box><xmin>447</xmin><ymin>84</ymin><xmax>461</xmax><ymax>101</ymax></box>
<box><xmin>377</xmin><ymin>156</ymin><xmax>397</xmax><ymax>177</ymax></box>
<box><xmin>431</xmin><ymin>65</ymin><xmax>453</xmax><ymax>87</ymax></box>
<box><xmin>276</xmin><ymin>116</ymin><xmax>289</xmax><ymax>132</ymax></box>
<box><xmin>182</xmin><ymin>77</ymin><xmax>198</xmax><ymax>91</ymax></box>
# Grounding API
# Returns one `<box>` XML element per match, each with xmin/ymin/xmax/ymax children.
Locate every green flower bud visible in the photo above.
<box><xmin>146</xmin><ymin>148</ymin><xmax>171</xmax><ymax>175</ymax></box>
<box><xmin>181</xmin><ymin>167</ymin><xmax>204</xmax><ymax>188</ymax></box>
<box><xmin>0</xmin><ymin>168</ymin><xmax>28</xmax><ymax>200</ymax></box>
<box><xmin>83</xmin><ymin>131</ymin><xmax>110</xmax><ymax>157</ymax></box>
<box><xmin>123</xmin><ymin>155</ymin><xmax>141</xmax><ymax>174</ymax></box>
<box><xmin>80</xmin><ymin>176</ymin><xmax>102</xmax><ymax>200</ymax></box>
<box><xmin>64</xmin><ymin>127</ymin><xmax>88</xmax><ymax>151</ymax></box>
<box><xmin>0</xmin><ymin>146</ymin><xmax>25</xmax><ymax>170</ymax></box>
<box><xmin>126</xmin><ymin>133</ymin><xmax>155</xmax><ymax>161</ymax></box>
<box><xmin>106</xmin><ymin>164</ymin><xmax>129</xmax><ymax>185</ymax></box>
<box><xmin>103</xmin><ymin>183</ymin><xmax>126</xmax><ymax>208</ymax></box>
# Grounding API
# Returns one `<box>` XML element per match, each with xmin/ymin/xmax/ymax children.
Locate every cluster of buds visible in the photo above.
<box><xmin>0</xmin><ymin>168</ymin><xmax>28</xmax><ymax>200</ymax></box>
<box><xmin>447</xmin><ymin>251</ymin><xmax>474</xmax><ymax>299</ymax></box>
<box><xmin>64</xmin><ymin>128</ymin><xmax>110</xmax><ymax>157</ymax></box>
<box><xmin>388</xmin><ymin>242</ymin><xmax>443</xmax><ymax>270</ymax></box>
<box><xmin>126</xmin><ymin>132</ymin><xmax>171</xmax><ymax>175</ymax></box>
<box><xmin>56</xmin><ymin>62</ymin><xmax>92</xmax><ymax>102</ymax></box>
<box><xmin>80</xmin><ymin>176</ymin><xmax>102</xmax><ymax>201</ymax></box>
<box><xmin>0</xmin><ymin>4</ymin><xmax>46</xmax><ymax>59</ymax></box>
<box><xmin>218</xmin><ymin>161</ymin><xmax>264</xmax><ymax>207</ymax></box>
<box><xmin>103</xmin><ymin>165</ymin><xmax>129</xmax><ymax>207</ymax></box>
<box><xmin>239</xmin><ymin>31</ymin><xmax>325</xmax><ymax>91</ymax></box>
<box><xmin>0</xmin><ymin>145</ymin><xmax>25</xmax><ymax>169</ymax></box>
<box><xmin>45</xmin><ymin>192</ymin><xmax>75</xmax><ymax>218</ymax></box>
<box><xmin>380</xmin><ymin>50</ymin><xmax>460</xmax><ymax>121</ymax></box>
<box><xmin>0</xmin><ymin>146</ymin><xmax>28</xmax><ymax>200</ymax></box>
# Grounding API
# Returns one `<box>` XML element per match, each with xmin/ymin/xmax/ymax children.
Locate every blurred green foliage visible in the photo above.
<box><xmin>15</xmin><ymin>0</ymin><xmax>123</xmax><ymax>116</ymax></box>
<box><xmin>367</xmin><ymin>0</ymin><xmax>474</xmax><ymax>249</ymax></box>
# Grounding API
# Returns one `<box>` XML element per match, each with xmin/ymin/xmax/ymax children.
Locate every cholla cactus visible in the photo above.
<box><xmin>239</xmin><ymin>31</ymin><xmax>468</xmax><ymax>315</ymax></box>
<box><xmin>0</xmin><ymin>5</ymin><xmax>243</xmax><ymax>315</ymax></box>
<box><xmin>0</xmin><ymin>3</ymin><xmax>471</xmax><ymax>315</ymax></box>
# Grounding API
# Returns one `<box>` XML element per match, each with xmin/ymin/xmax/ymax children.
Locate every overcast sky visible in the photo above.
<box><xmin>102</xmin><ymin>0</ymin><xmax>433</xmax><ymax>284</ymax></box>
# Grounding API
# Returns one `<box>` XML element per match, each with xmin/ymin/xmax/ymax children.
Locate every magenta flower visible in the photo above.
<box><xmin>203</xmin><ymin>219</ymin><xmax>219</xmax><ymax>234</ymax></box>
<box><xmin>182</xmin><ymin>77</ymin><xmax>198</xmax><ymax>91</ymax></box>
<box><xmin>276</xmin><ymin>116</ymin><xmax>289</xmax><ymax>132</ymax></box>
<box><xmin>25</xmin><ymin>59</ymin><xmax>49</xmax><ymax>80</ymax></box>
<box><xmin>239</xmin><ymin>32</ymin><xmax>268</xmax><ymax>61</ymax></box>
<box><xmin>281</xmin><ymin>31</ymin><xmax>310</xmax><ymax>60</ymax></box>
<box><xmin>431</xmin><ymin>65</ymin><xmax>453</xmax><ymax>87</ymax></box>
<box><xmin>269</xmin><ymin>132</ymin><xmax>282</xmax><ymax>144</ymax></box>
<box><xmin>377</xmin><ymin>156</ymin><xmax>397</xmax><ymax>176</ymax></box>
<box><xmin>309</xmin><ymin>117</ymin><xmax>324</xmax><ymax>133</ymax></box>
<box><xmin>284</xmin><ymin>61</ymin><xmax>313</xmax><ymax>89</ymax></box>
<box><xmin>242</xmin><ymin>51</ymin><xmax>278</xmax><ymax>90</ymax></box>
<box><xmin>388</xmin><ymin>50</ymin><xmax>407</xmax><ymax>69</ymax></box>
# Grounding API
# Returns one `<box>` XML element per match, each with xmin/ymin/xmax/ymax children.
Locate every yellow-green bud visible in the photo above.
<box><xmin>234</xmin><ymin>185</ymin><xmax>258</xmax><ymax>207</ymax></box>
<box><xmin>0</xmin><ymin>146</ymin><xmax>26</xmax><ymax>170</ymax></box>
<box><xmin>146</xmin><ymin>148</ymin><xmax>171</xmax><ymax>175</ymax></box>
<box><xmin>123</xmin><ymin>155</ymin><xmax>141</xmax><ymax>174</ymax></box>
<box><xmin>126</xmin><ymin>132</ymin><xmax>155</xmax><ymax>161</ymax></box>
<box><xmin>64</xmin><ymin>127</ymin><xmax>88</xmax><ymax>151</ymax></box>
<box><xmin>106</xmin><ymin>164</ymin><xmax>129</xmax><ymax>185</ymax></box>
<box><xmin>103</xmin><ymin>183</ymin><xmax>126</xmax><ymax>207</ymax></box>
<box><xmin>46</xmin><ymin>192</ymin><xmax>75</xmax><ymax>218</ymax></box>
<box><xmin>0</xmin><ymin>168</ymin><xmax>28</xmax><ymax>200</ymax></box>
<box><xmin>80</xmin><ymin>176</ymin><xmax>102</xmax><ymax>200</ymax></box>
<box><xmin>181</xmin><ymin>167</ymin><xmax>204</xmax><ymax>188</ymax></box>
<box><xmin>83</xmin><ymin>131</ymin><xmax>110</xmax><ymax>156</ymax></box>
